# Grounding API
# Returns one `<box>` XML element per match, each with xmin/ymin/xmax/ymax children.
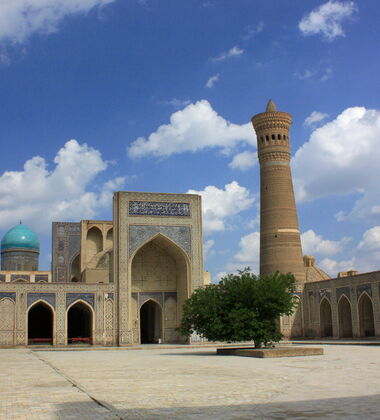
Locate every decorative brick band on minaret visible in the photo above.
<box><xmin>252</xmin><ymin>100</ymin><xmax>305</xmax><ymax>283</ymax></box>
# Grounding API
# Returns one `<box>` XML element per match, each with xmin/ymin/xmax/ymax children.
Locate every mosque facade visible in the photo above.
<box><xmin>0</xmin><ymin>102</ymin><xmax>379</xmax><ymax>347</ymax></box>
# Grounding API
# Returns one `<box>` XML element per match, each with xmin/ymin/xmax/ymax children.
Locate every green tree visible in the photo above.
<box><xmin>178</xmin><ymin>269</ymin><xmax>297</xmax><ymax>348</ymax></box>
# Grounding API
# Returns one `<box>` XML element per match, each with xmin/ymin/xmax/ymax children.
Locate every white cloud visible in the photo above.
<box><xmin>299</xmin><ymin>1</ymin><xmax>357</xmax><ymax>40</ymax></box>
<box><xmin>294</xmin><ymin>68</ymin><xmax>332</xmax><ymax>81</ymax></box>
<box><xmin>203</xmin><ymin>239</ymin><xmax>215</xmax><ymax>259</ymax></box>
<box><xmin>301</xmin><ymin>229</ymin><xmax>350</xmax><ymax>256</ymax></box>
<box><xmin>303</xmin><ymin>111</ymin><xmax>329</xmax><ymax>127</ymax></box>
<box><xmin>0</xmin><ymin>140</ymin><xmax>125</xmax><ymax>232</ymax></box>
<box><xmin>321</xmin><ymin>67</ymin><xmax>333</xmax><ymax>81</ymax></box>
<box><xmin>294</xmin><ymin>69</ymin><xmax>315</xmax><ymax>80</ymax></box>
<box><xmin>0</xmin><ymin>0</ymin><xmax>115</xmax><ymax>44</ymax></box>
<box><xmin>205</xmin><ymin>73</ymin><xmax>219</xmax><ymax>89</ymax></box>
<box><xmin>227</xmin><ymin>231</ymin><xmax>260</xmax><ymax>274</ymax></box>
<box><xmin>187</xmin><ymin>181</ymin><xmax>254</xmax><ymax>233</ymax></box>
<box><xmin>358</xmin><ymin>226</ymin><xmax>380</xmax><ymax>251</ymax></box>
<box><xmin>242</xmin><ymin>22</ymin><xmax>264</xmax><ymax>40</ymax></box>
<box><xmin>211</xmin><ymin>45</ymin><xmax>244</xmax><ymax>62</ymax></box>
<box><xmin>156</xmin><ymin>98</ymin><xmax>191</xmax><ymax>109</ymax></box>
<box><xmin>319</xmin><ymin>257</ymin><xmax>356</xmax><ymax>276</ymax></box>
<box><xmin>293</xmin><ymin>107</ymin><xmax>380</xmax><ymax>222</ymax></box>
<box><xmin>316</xmin><ymin>226</ymin><xmax>380</xmax><ymax>277</ymax></box>
<box><xmin>127</xmin><ymin>100</ymin><xmax>255</xmax><ymax>158</ymax></box>
<box><xmin>228</xmin><ymin>151</ymin><xmax>257</xmax><ymax>171</ymax></box>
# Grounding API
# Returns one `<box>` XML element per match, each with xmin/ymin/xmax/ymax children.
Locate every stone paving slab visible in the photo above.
<box><xmin>0</xmin><ymin>345</ymin><xmax>380</xmax><ymax>418</ymax></box>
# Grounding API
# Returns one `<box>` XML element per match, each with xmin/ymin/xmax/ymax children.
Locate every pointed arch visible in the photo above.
<box><xmin>86</xmin><ymin>226</ymin><xmax>103</xmax><ymax>263</ymax></box>
<box><xmin>140</xmin><ymin>299</ymin><xmax>163</xmax><ymax>344</ymax></box>
<box><xmin>130</xmin><ymin>232</ymin><xmax>190</xmax><ymax>344</ymax></box>
<box><xmin>67</xmin><ymin>300</ymin><xmax>94</xmax><ymax>344</ymax></box>
<box><xmin>70</xmin><ymin>253</ymin><xmax>80</xmax><ymax>282</ymax></box>
<box><xmin>338</xmin><ymin>295</ymin><xmax>352</xmax><ymax>338</ymax></box>
<box><xmin>106</xmin><ymin>228</ymin><xmax>113</xmax><ymax>249</ymax></box>
<box><xmin>358</xmin><ymin>292</ymin><xmax>375</xmax><ymax>337</ymax></box>
<box><xmin>320</xmin><ymin>297</ymin><xmax>332</xmax><ymax>337</ymax></box>
<box><xmin>27</xmin><ymin>300</ymin><xmax>54</xmax><ymax>345</ymax></box>
<box><xmin>0</xmin><ymin>298</ymin><xmax>15</xmax><ymax>346</ymax></box>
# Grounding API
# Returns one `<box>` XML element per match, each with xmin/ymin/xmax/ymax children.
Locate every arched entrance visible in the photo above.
<box><xmin>28</xmin><ymin>302</ymin><xmax>53</xmax><ymax>344</ymax></box>
<box><xmin>358</xmin><ymin>293</ymin><xmax>375</xmax><ymax>337</ymax></box>
<box><xmin>67</xmin><ymin>302</ymin><xmax>92</xmax><ymax>344</ymax></box>
<box><xmin>131</xmin><ymin>233</ymin><xmax>190</xmax><ymax>344</ymax></box>
<box><xmin>320</xmin><ymin>298</ymin><xmax>332</xmax><ymax>337</ymax></box>
<box><xmin>140</xmin><ymin>300</ymin><xmax>162</xmax><ymax>344</ymax></box>
<box><xmin>338</xmin><ymin>296</ymin><xmax>353</xmax><ymax>338</ymax></box>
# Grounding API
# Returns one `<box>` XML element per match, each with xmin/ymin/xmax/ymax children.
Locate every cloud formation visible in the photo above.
<box><xmin>242</xmin><ymin>22</ymin><xmax>264</xmax><ymax>40</ymax></box>
<box><xmin>0</xmin><ymin>140</ymin><xmax>125</xmax><ymax>232</ymax></box>
<box><xmin>0</xmin><ymin>0</ymin><xmax>115</xmax><ymax>44</ymax></box>
<box><xmin>293</xmin><ymin>106</ymin><xmax>380</xmax><ymax>223</ymax></box>
<box><xmin>301</xmin><ymin>229</ymin><xmax>350</xmax><ymax>256</ymax></box>
<box><xmin>211</xmin><ymin>45</ymin><xmax>244</xmax><ymax>62</ymax></box>
<box><xmin>128</xmin><ymin>100</ymin><xmax>255</xmax><ymax>158</ymax></box>
<box><xmin>299</xmin><ymin>1</ymin><xmax>356</xmax><ymax>40</ymax></box>
<box><xmin>303</xmin><ymin>111</ymin><xmax>329</xmax><ymax>127</ymax></box>
<box><xmin>187</xmin><ymin>181</ymin><xmax>254</xmax><ymax>233</ymax></box>
<box><xmin>205</xmin><ymin>73</ymin><xmax>220</xmax><ymax>88</ymax></box>
<box><xmin>228</xmin><ymin>151</ymin><xmax>257</xmax><ymax>171</ymax></box>
<box><xmin>232</xmin><ymin>231</ymin><xmax>260</xmax><ymax>273</ymax></box>
<box><xmin>319</xmin><ymin>226</ymin><xmax>380</xmax><ymax>276</ymax></box>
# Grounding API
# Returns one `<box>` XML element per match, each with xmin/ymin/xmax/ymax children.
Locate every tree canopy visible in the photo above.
<box><xmin>178</xmin><ymin>269</ymin><xmax>297</xmax><ymax>348</ymax></box>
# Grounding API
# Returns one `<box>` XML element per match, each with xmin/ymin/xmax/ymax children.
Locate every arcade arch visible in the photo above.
<box><xmin>320</xmin><ymin>298</ymin><xmax>332</xmax><ymax>337</ymax></box>
<box><xmin>67</xmin><ymin>301</ymin><xmax>93</xmax><ymax>344</ymax></box>
<box><xmin>358</xmin><ymin>293</ymin><xmax>375</xmax><ymax>337</ymax></box>
<box><xmin>86</xmin><ymin>227</ymin><xmax>103</xmax><ymax>264</ymax></box>
<box><xmin>338</xmin><ymin>296</ymin><xmax>353</xmax><ymax>338</ymax></box>
<box><xmin>28</xmin><ymin>301</ymin><xmax>53</xmax><ymax>344</ymax></box>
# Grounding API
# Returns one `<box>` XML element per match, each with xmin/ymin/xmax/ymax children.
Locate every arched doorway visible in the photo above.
<box><xmin>131</xmin><ymin>234</ymin><xmax>189</xmax><ymax>344</ymax></box>
<box><xmin>67</xmin><ymin>302</ymin><xmax>92</xmax><ymax>344</ymax></box>
<box><xmin>140</xmin><ymin>300</ymin><xmax>162</xmax><ymax>344</ymax></box>
<box><xmin>358</xmin><ymin>293</ymin><xmax>375</xmax><ymax>337</ymax></box>
<box><xmin>338</xmin><ymin>296</ymin><xmax>353</xmax><ymax>338</ymax></box>
<box><xmin>320</xmin><ymin>298</ymin><xmax>332</xmax><ymax>337</ymax></box>
<box><xmin>28</xmin><ymin>302</ymin><xmax>53</xmax><ymax>344</ymax></box>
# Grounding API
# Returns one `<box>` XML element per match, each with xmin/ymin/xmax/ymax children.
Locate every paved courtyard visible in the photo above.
<box><xmin>0</xmin><ymin>344</ymin><xmax>379</xmax><ymax>419</ymax></box>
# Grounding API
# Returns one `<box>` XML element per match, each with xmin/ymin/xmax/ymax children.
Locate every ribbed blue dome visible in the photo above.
<box><xmin>1</xmin><ymin>223</ymin><xmax>40</xmax><ymax>251</ymax></box>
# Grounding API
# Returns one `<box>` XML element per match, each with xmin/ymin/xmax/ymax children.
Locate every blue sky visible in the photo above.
<box><xmin>0</xmin><ymin>0</ymin><xmax>379</xmax><ymax>279</ymax></box>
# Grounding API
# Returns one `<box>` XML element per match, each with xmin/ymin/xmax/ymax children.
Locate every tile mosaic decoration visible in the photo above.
<box><xmin>129</xmin><ymin>201</ymin><xmax>190</xmax><ymax>217</ymax></box>
<box><xmin>129</xmin><ymin>225</ymin><xmax>191</xmax><ymax>257</ymax></box>
<box><xmin>356</xmin><ymin>283</ymin><xmax>372</xmax><ymax>298</ymax></box>
<box><xmin>35</xmin><ymin>274</ymin><xmax>48</xmax><ymax>282</ymax></box>
<box><xmin>336</xmin><ymin>287</ymin><xmax>351</xmax><ymax>302</ymax></box>
<box><xmin>319</xmin><ymin>288</ymin><xmax>331</xmax><ymax>301</ymax></box>
<box><xmin>0</xmin><ymin>292</ymin><xmax>16</xmax><ymax>301</ymax></box>
<box><xmin>66</xmin><ymin>293</ymin><xmax>95</xmax><ymax>308</ymax></box>
<box><xmin>139</xmin><ymin>292</ymin><xmax>164</xmax><ymax>307</ymax></box>
<box><xmin>11</xmin><ymin>274</ymin><xmax>30</xmax><ymax>282</ymax></box>
<box><xmin>27</xmin><ymin>293</ymin><xmax>56</xmax><ymax>309</ymax></box>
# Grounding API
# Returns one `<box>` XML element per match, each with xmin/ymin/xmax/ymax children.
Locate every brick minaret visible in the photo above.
<box><xmin>251</xmin><ymin>100</ymin><xmax>305</xmax><ymax>283</ymax></box>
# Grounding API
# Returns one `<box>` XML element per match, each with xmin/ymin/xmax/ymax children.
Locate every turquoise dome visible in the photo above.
<box><xmin>1</xmin><ymin>223</ymin><xmax>40</xmax><ymax>251</ymax></box>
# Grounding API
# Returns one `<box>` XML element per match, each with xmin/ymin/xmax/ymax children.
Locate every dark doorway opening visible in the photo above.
<box><xmin>338</xmin><ymin>296</ymin><xmax>353</xmax><ymax>338</ymax></box>
<box><xmin>67</xmin><ymin>302</ymin><xmax>92</xmax><ymax>344</ymax></box>
<box><xmin>140</xmin><ymin>300</ymin><xmax>162</xmax><ymax>344</ymax></box>
<box><xmin>358</xmin><ymin>294</ymin><xmax>375</xmax><ymax>337</ymax></box>
<box><xmin>320</xmin><ymin>299</ymin><xmax>333</xmax><ymax>337</ymax></box>
<box><xmin>28</xmin><ymin>302</ymin><xmax>53</xmax><ymax>345</ymax></box>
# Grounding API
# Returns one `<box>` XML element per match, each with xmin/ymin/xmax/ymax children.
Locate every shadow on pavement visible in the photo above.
<box><xmin>53</xmin><ymin>393</ymin><xmax>380</xmax><ymax>419</ymax></box>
